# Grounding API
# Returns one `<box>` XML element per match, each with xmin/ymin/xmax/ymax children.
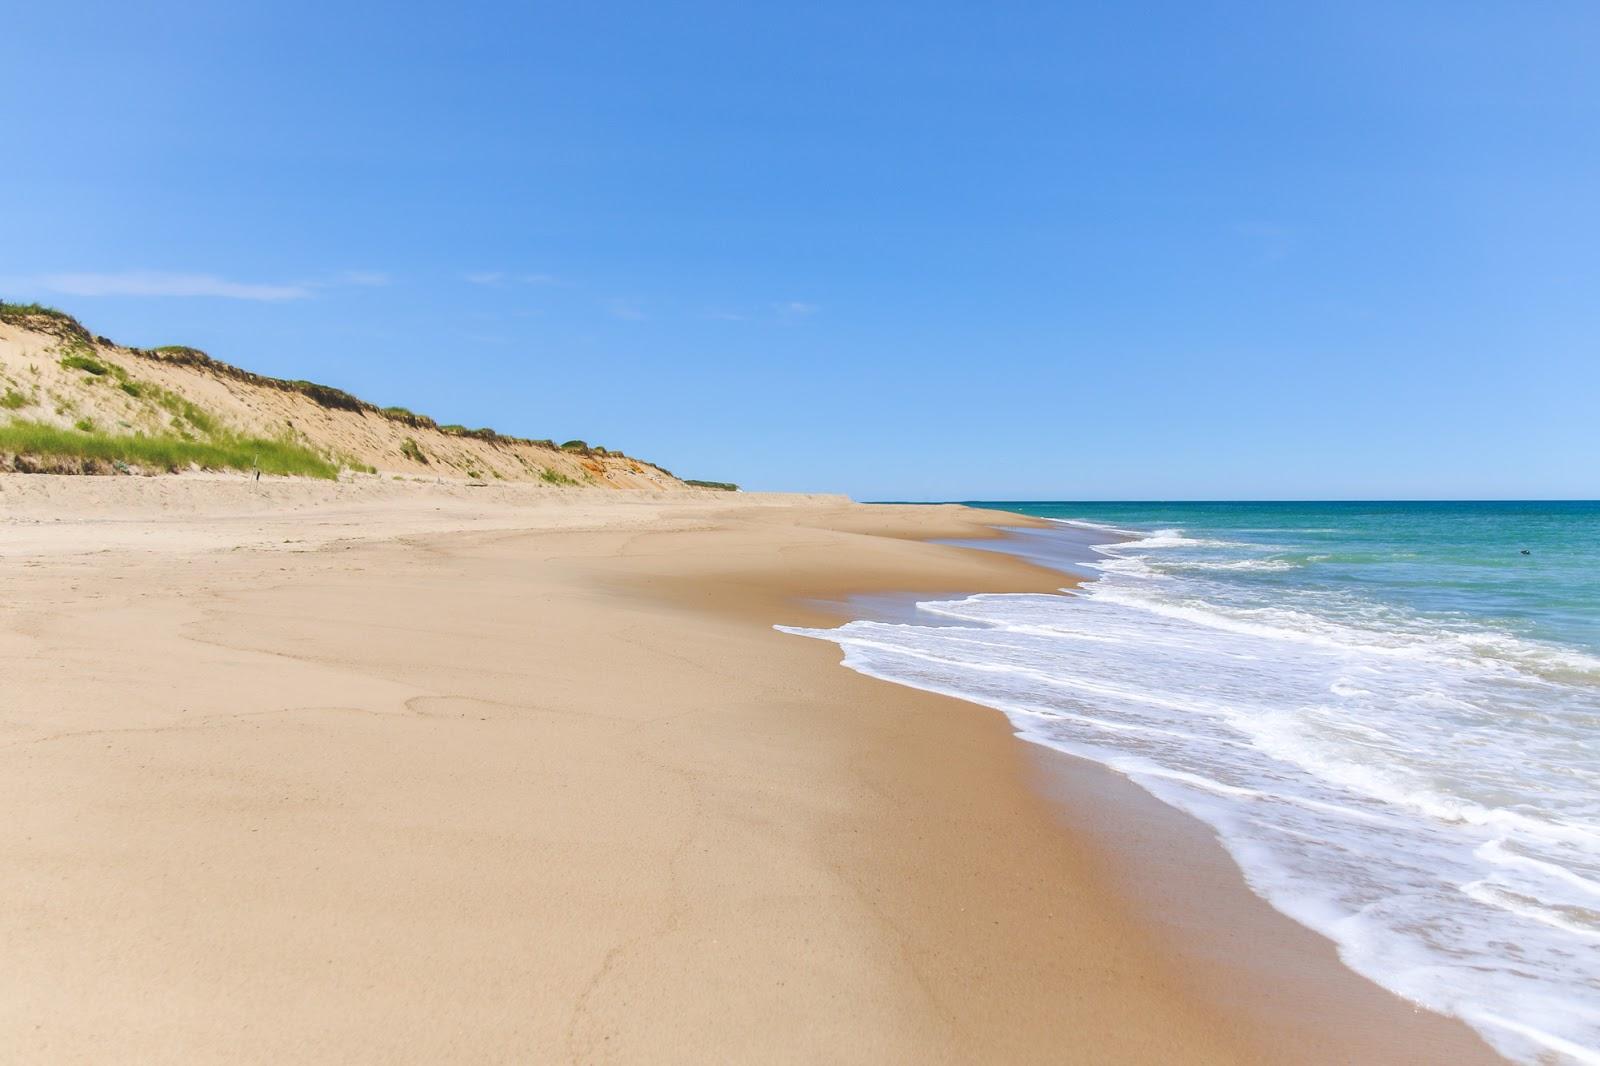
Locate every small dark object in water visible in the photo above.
<box><xmin>1520</xmin><ymin>549</ymin><xmax>1531</xmax><ymax>555</ymax></box>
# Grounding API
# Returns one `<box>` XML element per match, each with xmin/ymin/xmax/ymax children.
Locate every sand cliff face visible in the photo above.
<box><xmin>0</xmin><ymin>306</ymin><xmax>690</xmax><ymax>488</ymax></box>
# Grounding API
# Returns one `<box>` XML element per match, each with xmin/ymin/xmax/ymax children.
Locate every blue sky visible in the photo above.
<box><xmin>4</xmin><ymin>2</ymin><xmax>1597</xmax><ymax>499</ymax></box>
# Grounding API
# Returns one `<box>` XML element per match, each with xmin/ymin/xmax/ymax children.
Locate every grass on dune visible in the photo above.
<box><xmin>146</xmin><ymin>384</ymin><xmax>219</xmax><ymax>436</ymax></box>
<box><xmin>0</xmin><ymin>301</ymin><xmax>74</xmax><ymax>322</ymax></box>
<box><xmin>0</xmin><ymin>420</ymin><xmax>339</xmax><ymax>479</ymax></box>
<box><xmin>60</xmin><ymin>353</ymin><xmax>109</xmax><ymax>375</ymax></box>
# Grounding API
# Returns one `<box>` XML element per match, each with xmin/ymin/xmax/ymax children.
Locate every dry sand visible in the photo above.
<box><xmin>0</xmin><ymin>477</ymin><xmax>1503</xmax><ymax>1063</ymax></box>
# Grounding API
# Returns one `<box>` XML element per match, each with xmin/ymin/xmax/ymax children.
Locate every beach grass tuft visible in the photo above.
<box><xmin>60</xmin><ymin>353</ymin><xmax>109</xmax><ymax>376</ymax></box>
<box><xmin>378</xmin><ymin>405</ymin><xmax>440</xmax><ymax>430</ymax></box>
<box><xmin>1</xmin><ymin>301</ymin><xmax>61</xmax><ymax>318</ymax></box>
<box><xmin>143</xmin><ymin>384</ymin><xmax>219</xmax><ymax>436</ymax></box>
<box><xmin>0</xmin><ymin>301</ymin><xmax>78</xmax><ymax>325</ymax></box>
<box><xmin>0</xmin><ymin>419</ymin><xmax>339</xmax><ymax>478</ymax></box>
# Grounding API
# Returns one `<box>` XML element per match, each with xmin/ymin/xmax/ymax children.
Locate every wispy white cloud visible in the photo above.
<box><xmin>4</xmin><ymin>271</ymin><xmax>312</xmax><ymax>301</ymax></box>
<box><xmin>1</xmin><ymin>269</ymin><xmax>394</xmax><ymax>301</ymax></box>
<box><xmin>606</xmin><ymin>299</ymin><xmax>645</xmax><ymax>321</ymax></box>
<box><xmin>702</xmin><ymin>302</ymin><xmax>819</xmax><ymax>322</ymax></box>
<box><xmin>333</xmin><ymin>270</ymin><xmax>391</xmax><ymax>287</ymax></box>
<box><xmin>775</xmin><ymin>300</ymin><xmax>819</xmax><ymax>319</ymax></box>
<box><xmin>464</xmin><ymin>271</ymin><xmax>558</xmax><ymax>286</ymax></box>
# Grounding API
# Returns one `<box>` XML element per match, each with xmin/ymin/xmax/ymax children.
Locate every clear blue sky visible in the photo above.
<box><xmin>4</xmin><ymin>2</ymin><xmax>1596</xmax><ymax>499</ymax></box>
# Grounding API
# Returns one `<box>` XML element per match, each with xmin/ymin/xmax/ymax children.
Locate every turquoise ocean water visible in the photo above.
<box><xmin>783</xmin><ymin>502</ymin><xmax>1600</xmax><ymax>1064</ymax></box>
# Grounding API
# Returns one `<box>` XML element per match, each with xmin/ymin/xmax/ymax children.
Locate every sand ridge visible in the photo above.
<box><xmin>0</xmin><ymin>313</ymin><xmax>689</xmax><ymax>487</ymax></box>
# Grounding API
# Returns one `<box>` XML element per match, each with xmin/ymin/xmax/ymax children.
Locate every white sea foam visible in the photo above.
<box><xmin>781</xmin><ymin>522</ymin><xmax>1600</xmax><ymax>1064</ymax></box>
<box><xmin>1053</xmin><ymin>517</ymin><xmax>1144</xmax><ymax>537</ymax></box>
<box><xmin>1164</xmin><ymin>557</ymin><xmax>1301</xmax><ymax>572</ymax></box>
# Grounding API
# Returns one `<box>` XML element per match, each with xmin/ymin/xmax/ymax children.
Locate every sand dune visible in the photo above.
<box><xmin>0</xmin><ymin>306</ymin><xmax>690</xmax><ymax>488</ymax></box>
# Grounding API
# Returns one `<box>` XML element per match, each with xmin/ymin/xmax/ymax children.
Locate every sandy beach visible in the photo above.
<box><xmin>0</xmin><ymin>477</ymin><xmax>1503</xmax><ymax>1063</ymax></box>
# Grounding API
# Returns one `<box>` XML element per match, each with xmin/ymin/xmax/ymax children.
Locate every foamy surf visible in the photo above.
<box><xmin>784</xmin><ymin>501</ymin><xmax>1600</xmax><ymax>1064</ymax></box>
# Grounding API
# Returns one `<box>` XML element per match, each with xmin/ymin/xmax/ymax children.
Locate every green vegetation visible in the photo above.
<box><xmin>383</xmin><ymin>410</ymin><xmax>497</xmax><ymax>443</ymax></box>
<box><xmin>144</xmin><ymin>344</ymin><xmax>367</xmax><ymax>414</ymax></box>
<box><xmin>60</xmin><ymin>353</ymin><xmax>109</xmax><ymax>376</ymax></box>
<box><xmin>6</xmin><ymin>303</ymin><xmax>673</xmax><ymax>481</ymax></box>
<box><xmin>0</xmin><ymin>301</ymin><xmax>77</xmax><ymax>326</ymax></box>
<box><xmin>283</xmin><ymin>379</ymin><xmax>364</xmax><ymax>412</ymax></box>
<box><xmin>685</xmin><ymin>479</ymin><xmax>739</xmax><ymax>492</ymax></box>
<box><xmin>1</xmin><ymin>349</ymin><xmax>348</xmax><ymax>479</ymax></box>
<box><xmin>135</xmin><ymin>382</ymin><xmax>220</xmax><ymax>436</ymax></box>
<box><xmin>0</xmin><ymin>420</ymin><xmax>338</xmax><ymax>478</ymax></box>
<box><xmin>378</xmin><ymin>405</ymin><xmax>439</xmax><ymax>430</ymax></box>
<box><xmin>2</xmin><ymin>301</ymin><xmax>63</xmax><ymax>318</ymax></box>
<box><xmin>438</xmin><ymin>423</ymin><xmax>504</xmax><ymax>442</ymax></box>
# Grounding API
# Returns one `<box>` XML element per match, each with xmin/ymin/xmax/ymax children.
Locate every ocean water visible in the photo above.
<box><xmin>780</xmin><ymin>502</ymin><xmax>1600</xmax><ymax>1065</ymax></box>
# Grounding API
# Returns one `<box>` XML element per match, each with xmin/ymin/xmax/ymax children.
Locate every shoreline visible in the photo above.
<box><xmin>0</xmin><ymin>480</ymin><xmax>1502</xmax><ymax>1062</ymax></box>
<box><xmin>765</xmin><ymin>505</ymin><xmax>1507</xmax><ymax>1065</ymax></box>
